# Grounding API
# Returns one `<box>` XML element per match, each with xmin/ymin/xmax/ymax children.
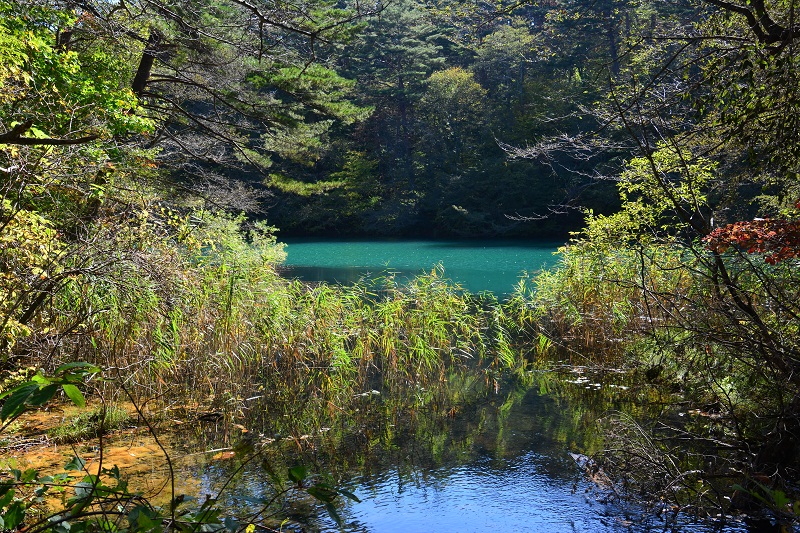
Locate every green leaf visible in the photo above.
<box><xmin>52</xmin><ymin>518</ymin><xmax>72</xmax><ymax>533</ymax></box>
<box><xmin>94</xmin><ymin>518</ymin><xmax>116</xmax><ymax>532</ymax></box>
<box><xmin>771</xmin><ymin>489</ymin><xmax>791</xmax><ymax>508</ymax></box>
<box><xmin>128</xmin><ymin>505</ymin><xmax>157</xmax><ymax>530</ymax></box>
<box><xmin>223</xmin><ymin>517</ymin><xmax>240</xmax><ymax>532</ymax></box>
<box><xmin>262</xmin><ymin>460</ymin><xmax>282</xmax><ymax>485</ymax></box>
<box><xmin>54</xmin><ymin>362</ymin><xmax>101</xmax><ymax>376</ymax></box>
<box><xmin>101</xmin><ymin>465</ymin><xmax>120</xmax><ymax>480</ymax></box>
<box><xmin>2</xmin><ymin>501</ymin><xmax>26</xmax><ymax>530</ymax></box>
<box><xmin>61</xmin><ymin>384</ymin><xmax>85</xmax><ymax>408</ymax></box>
<box><xmin>307</xmin><ymin>484</ymin><xmax>336</xmax><ymax>503</ymax></box>
<box><xmin>0</xmin><ymin>488</ymin><xmax>15</xmax><ymax>509</ymax></box>
<box><xmin>324</xmin><ymin>502</ymin><xmax>342</xmax><ymax>526</ymax></box>
<box><xmin>74</xmin><ymin>475</ymin><xmax>100</xmax><ymax>498</ymax></box>
<box><xmin>287</xmin><ymin>465</ymin><xmax>307</xmax><ymax>484</ymax></box>
<box><xmin>20</xmin><ymin>468</ymin><xmax>37</xmax><ymax>483</ymax></box>
<box><xmin>1</xmin><ymin>383</ymin><xmax>39</xmax><ymax>421</ymax></box>
<box><xmin>0</xmin><ymin>481</ymin><xmax>14</xmax><ymax>499</ymax></box>
<box><xmin>31</xmin><ymin>374</ymin><xmax>51</xmax><ymax>386</ymax></box>
<box><xmin>64</xmin><ymin>456</ymin><xmax>86</xmax><ymax>471</ymax></box>
<box><xmin>28</xmin><ymin>384</ymin><xmax>59</xmax><ymax>407</ymax></box>
<box><xmin>47</xmin><ymin>514</ymin><xmax>68</xmax><ymax>533</ymax></box>
<box><xmin>67</xmin><ymin>493</ymin><xmax>91</xmax><ymax>511</ymax></box>
<box><xmin>336</xmin><ymin>487</ymin><xmax>361</xmax><ymax>503</ymax></box>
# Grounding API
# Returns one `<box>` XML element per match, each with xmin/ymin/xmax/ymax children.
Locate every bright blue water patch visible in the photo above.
<box><xmin>278</xmin><ymin>239</ymin><xmax>563</xmax><ymax>295</ymax></box>
<box><xmin>341</xmin><ymin>455</ymin><xmax>744</xmax><ymax>533</ymax></box>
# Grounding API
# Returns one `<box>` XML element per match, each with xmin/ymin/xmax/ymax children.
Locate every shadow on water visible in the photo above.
<box><xmin>278</xmin><ymin>265</ymin><xmax>421</xmax><ymax>286</ymax></box>
<box><xmin>419</xmin><ymin>239</ymin><xmax>566</xmax><ymax>250</ymax></box>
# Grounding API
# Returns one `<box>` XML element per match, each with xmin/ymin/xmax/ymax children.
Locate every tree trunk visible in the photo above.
<box><xmin>132</xmin><ymin>30</ymin><xmax>163</xmax><ymax>97</ymax></box>
<box><xmin>606</xmin><ymin>11</ymin><xmax>620</xmax><ymax>76</ymax></box>
<box><xmin>57</xmin><ymin>29</ymin><xmax>72</xmax><ymax>51</ymax></box>
<box><xmin>398</xmin><ymin>75</ymin><xmax>415</xmax><ymax>190</ymax></box>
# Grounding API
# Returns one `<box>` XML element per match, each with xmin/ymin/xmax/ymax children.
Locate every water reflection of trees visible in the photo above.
<box><xmin>182</xmin><ymin>365</ymin><xmax>688</xmax><ymax>530</ymax></box>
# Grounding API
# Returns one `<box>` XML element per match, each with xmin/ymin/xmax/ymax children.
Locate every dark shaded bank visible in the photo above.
<box><xmin>262</xmin><ymin>191</ymin><xmax>593</xmax><ymax>239</ymax></box>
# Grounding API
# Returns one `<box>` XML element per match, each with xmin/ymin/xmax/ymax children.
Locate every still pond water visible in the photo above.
<box><xmin>190</xmin><ymin>375</ymin><xmax>747</xmax><ymax>533</ymax></box>
<box><xmin>278</xmin><ymin>239</ymin><xmax>563</xmax><ymax>295</ymax></box>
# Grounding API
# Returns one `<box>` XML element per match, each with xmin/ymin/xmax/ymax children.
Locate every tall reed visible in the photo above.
<box><xmin>27</xmin><ymin>208</ymin><xmax>525</xmax><ymax>443</ymax></box>
<box><xmin>520</xmin><ymin>241</ymin><xmax>691</xmax><ymax>367</ymax></box>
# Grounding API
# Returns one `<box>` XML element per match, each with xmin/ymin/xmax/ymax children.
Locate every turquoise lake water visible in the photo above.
<box><xmin>278</xmin><ymin>239</ymin><xmax>564</xmax><ymax>295</ymax></box>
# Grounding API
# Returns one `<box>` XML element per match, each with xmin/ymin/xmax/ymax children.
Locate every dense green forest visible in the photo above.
<box><xmin>222</xmin><ymin>0</ymin><xmax>630</xmax><ymax>236</ymax></box>
<box><xmin>2</xmin><ymin>0</ymin><xmax>800</xmax><ymax>530</ymax></box>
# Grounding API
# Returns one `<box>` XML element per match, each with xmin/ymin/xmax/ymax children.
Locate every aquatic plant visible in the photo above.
<box><xmin>47</xmin><ymin>404</ymin><xmax>131</xmax><ymax>444</ymax></box>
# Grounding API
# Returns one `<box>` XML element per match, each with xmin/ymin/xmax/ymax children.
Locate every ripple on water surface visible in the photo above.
<box><xmin>349</xmin><ymin>454</ymin><xmax>598</xmax><ymax>532</ymax></box>
<box><xmin>336</xmin><ymin>452</ymin><xmax>747</xmax><ymax>533</ymax></box>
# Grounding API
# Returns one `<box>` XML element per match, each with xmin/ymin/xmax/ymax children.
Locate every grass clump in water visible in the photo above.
<box><xmin>48</xmin><ymin>405</ymin><xmax>132</xmax><ymax>444</ymax></box>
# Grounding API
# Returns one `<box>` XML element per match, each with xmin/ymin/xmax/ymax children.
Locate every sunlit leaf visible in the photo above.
<box><xmin>61</xmin><ymin>384</ymin><xmax>85</xmax><ymax>408</ymax></box>
<box><xmin>54</xmin><ymin>362</ymin><xmax>101</xmax><ymax>377</ymax></box>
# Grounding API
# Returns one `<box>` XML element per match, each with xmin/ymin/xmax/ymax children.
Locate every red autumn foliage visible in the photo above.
<box><xmin>704</xmin><ymin>202</ymin><xmax>800</xmax><ymax>264</ymax></box>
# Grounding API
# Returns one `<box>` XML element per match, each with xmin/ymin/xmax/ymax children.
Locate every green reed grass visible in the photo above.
<box><xmin>517</xmin><ymin>241</ymin><xmax>690</xmax><ymax>366</ymax></box>
<box><xmin>12</xmin><ymin>206</ymin><xmax>538</xmax><ymax>445</ymax></box>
